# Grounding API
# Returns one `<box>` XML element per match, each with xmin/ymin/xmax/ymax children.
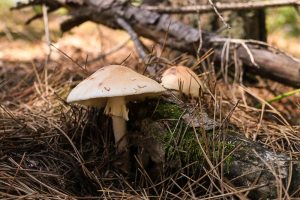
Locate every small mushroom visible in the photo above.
<box><xmin>67</xmin><ymin>65</ymin><xmax>165</xmax><ymax>154</ymax></box>
<box><xmin>161</xmin><ymin>65</ymin><xmax>203</xmax><ymax>98</ymax></box>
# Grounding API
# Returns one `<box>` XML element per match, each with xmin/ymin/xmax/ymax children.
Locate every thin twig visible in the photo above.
<box><xmin>42</xmin><ymin>4</ymin><xmax>51</xmax><ymax>96</ymax></box>
<box><xmin>116</xmin><ymin>17</ymin><xmax>147</xmax><ymax>59</ymax></box>
<box><xmin>142</xmin><ymin>0</ymin><xmax>300</xmax><ymax>14</ymax></box>
<box><xmin>191</xmin><ymin>48</ymin><xmax>214</xmax><ymax>70</ymax></box>
<box><xmin>189</xmin><ymin>0</ymin><xmax>203</xmax><ymax>59</ymax></box>
<box><xmin>220</xmin><ymin>38</ymin><xmax>231</xmax><ymax>83</ymax></box>
<box><xmin>50</xmin><ymin>44</ymin><xmax>89</xmax><ymax>75</ymax></box>
<box><xmin>212</xmin><ymin>38</ymin><xmax>259</xmax><ymax>67</ymax></box>
<box><xmin>9</xmin><ymin>158</ymin><xmax>67</xmax><ymax>196</ymax></box>
<box><xmin>207</xmin><ymin>0</ymin><xmax>231</xmax><ymax>29</ymax></box>
<box><xmin>87</xmin><ymin>38</ymin><xmax>130</xmax><ymax>64</ymax></box>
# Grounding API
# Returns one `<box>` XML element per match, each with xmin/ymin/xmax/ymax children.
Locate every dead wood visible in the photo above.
<box><xmin>14</xmin><ymin>0</ymin><xmax>300</xmax><ymax>87</ymax></box>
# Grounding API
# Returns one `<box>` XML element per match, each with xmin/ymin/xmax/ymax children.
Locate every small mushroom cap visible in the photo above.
<box><xmin>161</xmin><ymin>66</ymin><xmax>203</xmax><ymax>98</ymax></box>
<box><xmin>67</xmin><ymin>65</ymin><xmax>165</xmax><ymax>107</ymax></box>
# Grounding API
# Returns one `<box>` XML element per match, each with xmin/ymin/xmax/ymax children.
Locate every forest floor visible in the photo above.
<box><xmin>1</xmin><ymin>6</ymin><xmax>300</xmax><ymax>199</ymax></box>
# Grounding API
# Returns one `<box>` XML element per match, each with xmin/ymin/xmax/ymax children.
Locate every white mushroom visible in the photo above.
<box><xmin>67</xmin><ymin>65</ymin><xmax>165</xmax><ymax>153</ymax></box>
<box><xmin>161</xmin><ymin>65</ymin><xmax>203</xmax><ymax>98</ymax></box>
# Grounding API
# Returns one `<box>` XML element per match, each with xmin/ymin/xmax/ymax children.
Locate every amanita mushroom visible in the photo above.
<box><xmin>67</xmin><ymin>65</ymin><xmax>165</xmax><ymax>154</ymax></box>
<box><xmin>161</xmin><ymin>66</ymin><xmax>203</xmax><ymax>98</ymax></box>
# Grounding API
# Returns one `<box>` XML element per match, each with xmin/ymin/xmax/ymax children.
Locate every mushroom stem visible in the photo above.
<box><xmin>104</xmin><ymin>96</ymin><xmax>129</xmax><ymax>120</ymax></box>
<box><xmin>111</xmin><ymin>116</ymin><xmax>127</xmax><ymax>153</ymax></box>
<box><xmin>104</xmin><ymin>96</ymin><xmax>129</xmax><ymax>153</ymax></box>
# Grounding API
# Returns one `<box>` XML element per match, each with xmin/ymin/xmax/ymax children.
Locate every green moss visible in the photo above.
<box><xmin>154</xmin><ymin>102</ymin><xmax>182</xmax><ymax>119</ymax></box>
<box><xmin>153</xmin><ymin>102</ymin><xmax>236</xmax><ymax>171</ymax></box>
<box><xmin>217</xmin><ymin>141</ymin><xmax>235</xmax><ymax>173</ymax></box>
<box><xmin>224</xmin><ymin>155</ymin><xmax>234</xmax><ymax>173</ymax></box>
<box><xmin>159</xmin><ymin>127</ymin><xmax>204</xmax><ymax>168</ymax></box>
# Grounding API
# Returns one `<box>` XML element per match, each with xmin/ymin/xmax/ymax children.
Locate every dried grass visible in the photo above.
<box><xmin>1</xmin><ymin>55</ymin><xmax>299</xmax><ymax>199</ymax></box>
<box><xmin>1</xmin><ymin>13</ymin><xmax>300</xmax><ymax>199</ymax></box>
<box><xmin>219</xmin><ymin>84</ymin><xmax>300</xmax><ymax>158</ymax></box>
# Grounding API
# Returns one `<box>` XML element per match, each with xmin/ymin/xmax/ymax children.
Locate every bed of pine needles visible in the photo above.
<box><xmin>1</xmin><ymin>8</ymin><xmax>300</xmax><ymax>199</ymax></box>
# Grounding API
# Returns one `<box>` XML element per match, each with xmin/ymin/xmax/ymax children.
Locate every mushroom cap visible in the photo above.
<box><xmin>161</xmin><ymin>66</ymin><xmax>203</xmax><ymax>98</ymax></box>
<box><xmin>67</xmin><ymin>65</ymin><xmax>165</xmax><ymax>107</ymax></box>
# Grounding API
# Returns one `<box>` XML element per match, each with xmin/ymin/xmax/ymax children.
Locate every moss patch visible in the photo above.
<box><xmin>152</xmin><ymin>101</ymin><xmax>236</xmax><ymax>171</ymax></box>
<box><xmin>154</xmin><ymin>102</ymin><xmax>182</xmax><ymax>119</ymax></box>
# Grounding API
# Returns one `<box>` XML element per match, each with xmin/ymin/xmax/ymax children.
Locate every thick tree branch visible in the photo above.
<box><xmin>141</xmin><ymin>0</ymin><xmax>300</xmax><ymax>14</ymax></box>
<box><xmin>14</xmin><ymin>0</ymin><xmax>300</xmax><ymax>87</ymax></box>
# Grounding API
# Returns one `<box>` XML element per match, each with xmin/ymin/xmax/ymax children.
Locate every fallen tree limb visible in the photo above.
<box><xmin>15</xmin><ymin>0</ymin><xmax>300</xmax><ymax>87</ymax></box>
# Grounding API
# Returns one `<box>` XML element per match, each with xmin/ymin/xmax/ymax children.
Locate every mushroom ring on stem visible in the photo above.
<box><xmin>67</xmin><ymin>65</ymin><xmax>165</xmax><ymax>153</ymax></box>
<box><xmin>161</xmin><ymin>65</ymin><xmax>203</xmax><ymax>98</ymax></box>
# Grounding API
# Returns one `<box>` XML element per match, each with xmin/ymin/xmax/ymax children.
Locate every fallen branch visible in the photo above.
<box><xmin>14</xmin><ymin>0</ymin><xmax>300</xmax><ymax>87</ymax></box>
